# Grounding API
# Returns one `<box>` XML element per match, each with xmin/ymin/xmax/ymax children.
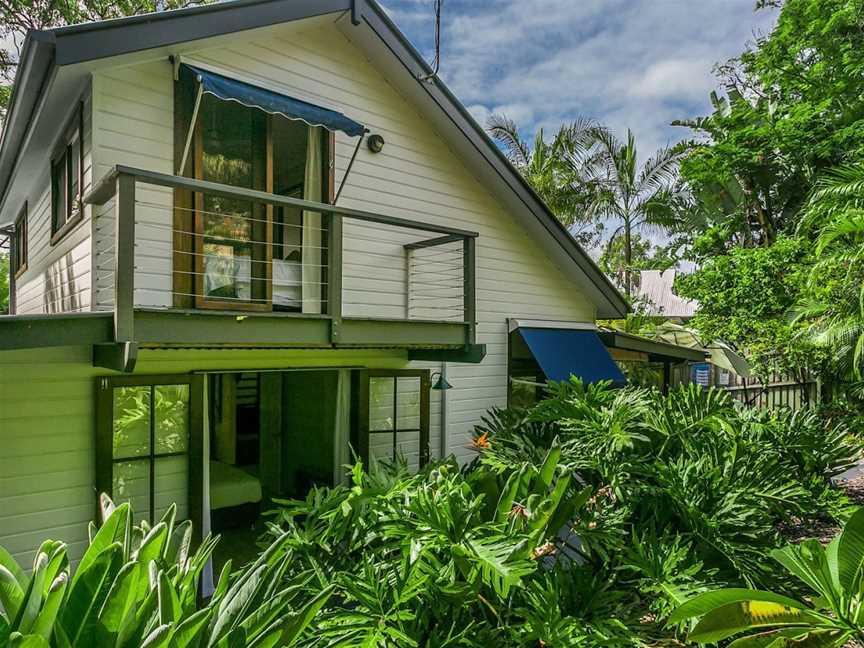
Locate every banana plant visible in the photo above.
<box><xmin>670</xmin><ymin>507</ymin><xmax>864</xmax><ymax>647</ymax></box>
<box><xmin>0</xmin><ymin>495</ymin><xmax>332</xmax><ymax>648</ymax></box>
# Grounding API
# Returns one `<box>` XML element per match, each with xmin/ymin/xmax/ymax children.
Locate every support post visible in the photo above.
<box><xmin>662</xmin><ymin>361</ymin><xmax>671</xmax><ymax>395</ymax></box>
<box><xmin>463</xmin><ymin>236</ymin><xmax>476</xmax><ymax>346</ymax></box>
<box><xmin>328</xmin><ymin>211</ymin><xmax>343</xmax><ymax>342</ymax></box>
<box><xmin>115</xmin><ymin>173</ymin><xmax>136</xmax><ymax>343</ymax></box>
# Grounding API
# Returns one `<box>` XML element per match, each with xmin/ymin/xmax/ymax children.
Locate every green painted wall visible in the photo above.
<box><xmin>0</xmin><ymin>345</ymin><xmax>408</xmax><ymax>569</ymax></box>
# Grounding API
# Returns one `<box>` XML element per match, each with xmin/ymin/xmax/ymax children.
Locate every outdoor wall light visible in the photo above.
<box><xmin>431</xmin><ymin>371</ymin><xmax>453</xmax><ymax>391</ymax></box>
<box><xmin>367</xmin><ymin>133</ymin><xmax>385</xmax><ymax>153</ymax></box>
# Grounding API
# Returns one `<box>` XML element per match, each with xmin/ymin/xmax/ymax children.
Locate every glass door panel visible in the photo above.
<box><xmin>197</xmin><ymin>96</ymin><xmax>269</xmax><ymax>308</ymax></box>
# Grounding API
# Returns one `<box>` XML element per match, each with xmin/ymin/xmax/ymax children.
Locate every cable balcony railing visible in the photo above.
<box><xmin>85</xmin><ymin>166</ymin><xmax>478</xmax><ymax>347</ymax></box>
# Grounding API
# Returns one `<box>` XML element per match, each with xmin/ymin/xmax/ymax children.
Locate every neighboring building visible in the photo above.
<box><xmin>0</xmin><ymin>0</ymin><xmax>629</xmax><ymax>567</ymax></box>
<box><xmin>633</xmin><ymin>269</ymin><xmax>697</xmax><ymax>321</ymax></box>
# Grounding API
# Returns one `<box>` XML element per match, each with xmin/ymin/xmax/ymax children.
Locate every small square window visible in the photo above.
<box><xmin>50</xmin><ymin>103</ymin><xmax>84</xmax><ymax>244</ymax></box>
<box><xmin>12</xmin><ymin>203</ymin><xmax>27</xmax><ymax>278</ymax></box>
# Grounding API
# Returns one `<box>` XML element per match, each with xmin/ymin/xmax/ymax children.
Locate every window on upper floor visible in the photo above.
<box><xmin>51</xmin><ymin>103</ymin><xmax>84</xmax><ymax>244</ymax></box>
<box><xmin>12</xmin><ymin>202</ymin><xmax>27</xmax><ymax>278</ymax></box>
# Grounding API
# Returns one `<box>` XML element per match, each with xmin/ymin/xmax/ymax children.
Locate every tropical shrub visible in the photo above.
<box><xmin>0</xmin><ymin>495</ymin><xmax>331</xmax><ymax>648</ymax></box>
<box><xmin>469</xmin><ymin>380</ymin><xmax>860</xmax><ymax>628</ymax></box>
<box><xmin>671</xmin><ymin>507</ymin><xmax>864</xmax><ymax>647</ymax></box>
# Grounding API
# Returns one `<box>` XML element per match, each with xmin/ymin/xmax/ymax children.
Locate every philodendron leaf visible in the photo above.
<box><xmin>277</xmin><ymin>584</ymin><xmax>335</xmax><ymax>647</ymax></box>
<box><xmin>669</xmin><ymin>588</ymin><xmax>810</xmax><ymax>625</ymax></box>
<box><xmin>29</xmin><ymin>573</ymin><xmax>67</xmax><ymax>641</ymax></box>
<box><xmin>688</xmin><ymin>600</ymin><xmax>821</xmax><ymax>644</ymax></box>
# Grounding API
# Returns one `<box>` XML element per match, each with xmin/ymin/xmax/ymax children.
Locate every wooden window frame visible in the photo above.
<box><xmin>174</xmin><ymin>70</ymin><xmax>335</xmax><ymax>312</ymax></box>
<box><xmin>12</xmin><ymin>202</ymin><xmax>27</xmax><ymax>279</ymax></box>
<box><xmin>50</xmin><ymin>102</ymin><xmax>85</xmax><ymax>246</ymax></box>
<box><xmin>356</xmin><ymin>369</ymin><xmax>431</xmax><ymax>468</ymax></box>
<box><xmin>95</xmin><ymin>374</ymin><xmax>205</xmax><ymax>540</ymax></box>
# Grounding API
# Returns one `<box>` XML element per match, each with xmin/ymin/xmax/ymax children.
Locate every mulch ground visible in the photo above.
<box><xmin>778</xmin><ymin>474</ymin><xmax>864</xmax><ymax>545</ymax></box>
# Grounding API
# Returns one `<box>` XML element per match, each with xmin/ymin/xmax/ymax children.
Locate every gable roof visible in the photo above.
<box><xmin>0</xmin><ymin>0</ymin><xmax>628</xmax><ymax>317</ymax></box>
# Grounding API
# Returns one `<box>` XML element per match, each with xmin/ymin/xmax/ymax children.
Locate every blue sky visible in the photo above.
<box><xmin>380</xmin><ymin>0</ymin><xmax>779</xmax><ymax>157</ymax></box>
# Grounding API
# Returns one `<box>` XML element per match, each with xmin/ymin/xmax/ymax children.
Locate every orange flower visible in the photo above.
<box><xmin>470</xmin><ymin>432</ymin><xmax>491</xmax><ymax>450</ymax></box>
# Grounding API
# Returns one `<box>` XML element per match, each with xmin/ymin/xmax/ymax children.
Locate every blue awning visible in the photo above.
<box><xmin>182</xmin><ymin>64</ymin><xmax>366</xmax><ymax>137</ymax></box>
<box><xmin>518</xmin><ymin>328</ymin><xmax>626</xmax><ymax>386</ymax></box>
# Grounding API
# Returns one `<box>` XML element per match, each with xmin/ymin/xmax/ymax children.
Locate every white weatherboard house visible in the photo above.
<box><xmin>0</xmin><ymin>0</ymin><xmax>635</xmax><ymax>568</ymax></box>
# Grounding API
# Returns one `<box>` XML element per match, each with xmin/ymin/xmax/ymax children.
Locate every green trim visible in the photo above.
<box><xmin>408</xmin><ymin>344</ymin><xmax>486</xmax><ymax>364</ymax></box>
<box><xmin>340</xmin><ymin>318</ymin><xmax>466</xmax><ymax>347</ymax></box>
<box><xmin>0</xmin><ymin>312</ymin><xmax>113</xmax><ymax>349</ymax></box>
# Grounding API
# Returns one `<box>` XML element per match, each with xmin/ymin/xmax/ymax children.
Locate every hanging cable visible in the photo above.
<box><xmin>419</xmin><ymin>0</ymin><xmax>443</xmax><ymax>82</ymax></box>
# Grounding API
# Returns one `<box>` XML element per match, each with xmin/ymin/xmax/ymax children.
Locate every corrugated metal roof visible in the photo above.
<box><xmin>634</xmin><ymin>270</ymin><xmax>698</xmax><ymax>319</ymax></box>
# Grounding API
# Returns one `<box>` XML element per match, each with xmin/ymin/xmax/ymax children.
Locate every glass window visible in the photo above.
<box><xmin>99</xmin><ymin>378</ymin><xmax>195</xmax><ymax>525</ymax></box>
<box><xmin>508</xmin><ymin>328</ymin><xmax>546</xmax><ymax>408</ymax></box>
<box><xmin>367</xmin><ymin>373</ymin><xmax>427</xmax><ymax>471</ymax></box>
<box><xmin>12</xmin><ymin>203</ymin><xmax>27</xmax><ymax>277</ymax></box>
<box><xmin>51</xmin><ymin>104</ymin><xmax>84</xmax><ymax>241</ymax></box>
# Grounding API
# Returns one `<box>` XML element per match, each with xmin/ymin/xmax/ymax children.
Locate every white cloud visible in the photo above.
<box><xmin>386</xmin><ymin>0</ymin><xmax>778</xmax><ymax>157</ymax></box>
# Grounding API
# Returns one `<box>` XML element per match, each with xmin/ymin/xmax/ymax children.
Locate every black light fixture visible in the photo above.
<box><xmin>431</xmin><ymin>371</ymin><xmax>452</xmax><ymax>391</ymax></box>
<box><xmin>367</xmin><ymin>133</ymin><xmax>385</xmax><ymax>153</ymax></box>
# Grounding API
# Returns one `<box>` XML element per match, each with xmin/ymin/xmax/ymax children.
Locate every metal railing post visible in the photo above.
<box><xmin>114</xmin><ymin>173</ymin><xmax>136</xmax><ymax>342</ymax></box>
<box><xmin>463</xmin><ymin>236</ymin><xmax>476</xmax><ymax>345</ymax></box>
<box><xmin>328</xmin><ymin>211</ymin><xmax>343</xmax><ymax>342</ymax></box>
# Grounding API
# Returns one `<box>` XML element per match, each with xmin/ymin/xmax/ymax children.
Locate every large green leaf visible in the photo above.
<box><xmin>0</xmin><ymin>565</ymin><xmax>25</xmax><ymax>622</ymax></box>
<box><xmin>688</xmin><ymin>600</ymin><xmax>822</xmax><ymax>644</ymax></box>
<box><xmin>8</xmin><ymin>632</ymin><xmax>51</xmax><ymax>648</ymax></box>
<box><xmin>97</xmin><ymin>561</ymin><xmax>142</xmax><ymax>635</ymax></box>
<box><xmin>670</xmin><ymin>588</ymin><xmax>810</xmax><ymax>624</ymax></box>
<box><xmin>172</xmin><ymin>608</ymin><xmax>213</xmax><ymax>648</ymax></box>
<box><xmin>60</xmin><ymin>542</ymin><xmax>122</xmax><ymax>645</ymax></box>
<box><xmin>135</xmin><ymin>524</ymin><xmax>168</xmax><ymax>567</ymax></box>
<box><xmin>208</xmin><ymin>565</ymin><xmax>267</xmax><ymax>646</ymax></box>
<box><xmin>14</xmin><ymin>552</ymin><xmax>47</xmax><ymax>634</ymax></box>
<box><xmin>72</xmin><ymin>504</ymin><xmax>128</xmax><ymax>590</ymax></box>
<box><xmin>29</xmin><ymin>574</ymin><xmax>68</xmax><ymax>642</ymax></box>
<box><xmin>728</xmin><ymin>628</ymin><xmax>848</xmax><ymax>647</ymax></box>
<box><xmin>0</xmin><ymin>546</ymin><xmax>26</xmax><ymax>588</ymax></box>
<box><xmin>837</xmin><ymin>507</ymin><xmax>864</xmax><ymax>593</ymax></box>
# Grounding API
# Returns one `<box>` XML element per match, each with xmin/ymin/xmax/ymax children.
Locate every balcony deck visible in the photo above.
<box><xmin>3</xmin><ymin>166</ymin><xmax>484</xmax><ymax>370</ymax></box>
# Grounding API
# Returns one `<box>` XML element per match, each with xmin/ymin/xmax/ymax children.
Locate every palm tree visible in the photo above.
<box><xmin>794</xmin><ymin>164</ymin><xmax>864</xmax><ymax>378</ymax></box>
<box><xmin>487</xmin><ymin>115</ymin><xmax>604</xmax><ymax>246</ymax></box>
<box><xmin>586</xmin><ymin>128</ymin><xmax>684</xmax><ymax>298</ymax></box>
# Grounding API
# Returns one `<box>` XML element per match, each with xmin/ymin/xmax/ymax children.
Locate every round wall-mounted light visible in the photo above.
<box><xmin>367</xmin><ymin>133</ymin><xmax>385</xmax><ymax>154</ymax></box>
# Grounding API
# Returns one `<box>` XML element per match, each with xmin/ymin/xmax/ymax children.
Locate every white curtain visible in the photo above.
<box><xmin>302</xmin><ymin>126</ymin><xmax>323</xmax><ymax>314</ymax></box>
<box><xmin>333</xmin><ymin>369</ymin><xmax>352</xmax><ymax>486</ymax></box>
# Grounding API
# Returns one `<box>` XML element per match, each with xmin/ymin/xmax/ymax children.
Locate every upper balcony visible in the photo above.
<box><xmin>3</xmin><ymin>165</ymin><xmax>480</xmax><ymax>369</ymax></box>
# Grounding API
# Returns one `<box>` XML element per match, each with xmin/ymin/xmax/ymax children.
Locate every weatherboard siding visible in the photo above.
<box><xmin>14</xmin><ymin>89</ymin><xmax>94</xmax><ymax>315</ymax></box>
<box><xmin>0</xmin><ymin>346</ymin><xmax>409</xmax><ymax>568</ymax></box>
<box><xmin>86</xmin><ymin>18</ymin><xmax>594</xmax><ymax>460</ymax></box>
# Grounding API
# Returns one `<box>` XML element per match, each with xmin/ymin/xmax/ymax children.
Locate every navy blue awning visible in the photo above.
<box><xmin>182</xmin><ymin>64</ymin><xmax>366</xmax><ymax>137</ymax></box>
<box><xmin>518</xmin><ymin>328</ymin><xmax>626</xmax><ymax>386</ymax></box>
